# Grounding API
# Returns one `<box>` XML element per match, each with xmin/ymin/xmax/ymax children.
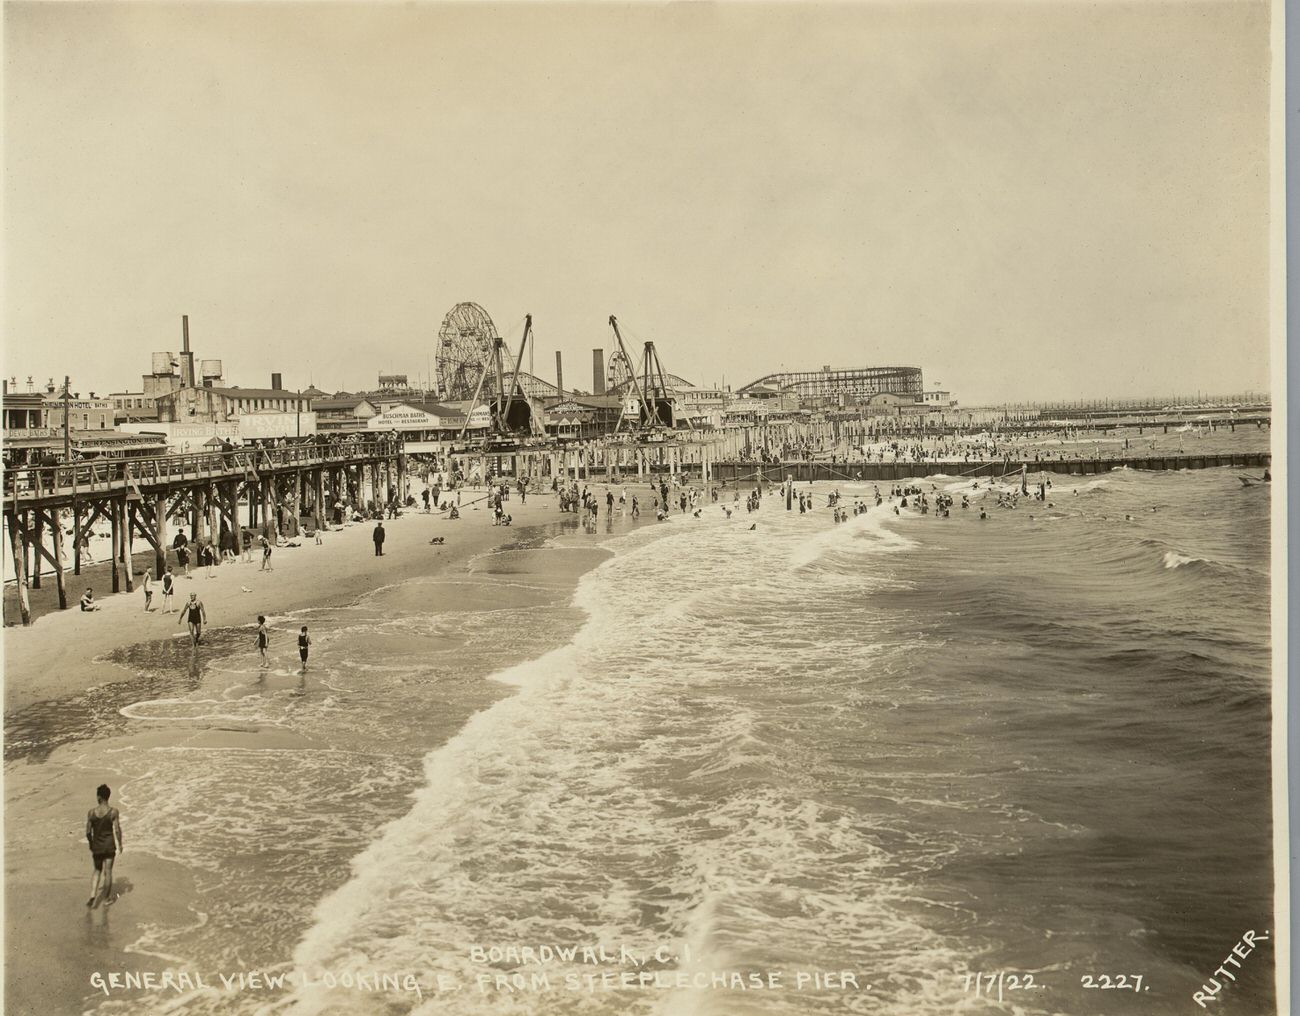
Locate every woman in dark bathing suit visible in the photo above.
<box><xmin>178</xmin><ymin>593</ymin><xmax>207</xmax><ymax>645</ymax></box>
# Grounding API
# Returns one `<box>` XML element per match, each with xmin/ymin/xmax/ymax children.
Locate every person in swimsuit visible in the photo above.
<box><xmin>85</xmin><ymin>784</ymin><xmax>123</xmax><ymax>908</ymax></box>
<box><xmin>178</xmin><ymin>593</ymin><xmax>207</xmax><ymax>645</ymax></box>
<box><xmin>256</xmin><ymin>615</ymin><xmax>269</xmax><ymax>669</ymax></box>
<box><xmin>298</xmin><ymin>626</ymin><xmax>310</xmax><ymax>673</ymax></box>
<box><xmin>260</xmin><ymin>536</ymin><xmax>273</xmax><ymax>571</ymax></box>
<box><xmin>161</xmin><ymin>567</ymin><xmax>175</xmax><ymax>613</ymax></box>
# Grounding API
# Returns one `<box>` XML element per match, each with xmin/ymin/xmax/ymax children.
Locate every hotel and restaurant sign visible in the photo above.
<box><xmin>369</xmin><ymin>404</ymin><xmax>488</xmax><ymax>431</ymax></box>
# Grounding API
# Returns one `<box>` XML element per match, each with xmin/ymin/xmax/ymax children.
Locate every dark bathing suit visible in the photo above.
<box><xmin>88</xmin><ymin>809</ymin><xmax>117</xmax><ymax>870</ymax></box>
<box><xmin>188</xmin><ymin>603</ymin><xmax>203</xmax><ymax>624</ymax></box>
<box><xmin>298</xmin><ymin>633</ymin><xmax>309</xmax><ymax>662</ymax></box>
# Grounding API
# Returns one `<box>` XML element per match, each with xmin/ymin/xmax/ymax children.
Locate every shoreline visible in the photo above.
<box><xmin>3</xmin><ymin>485</ymin><xmax>628</xmax><ymax>1015</ymax></box>
<box><xmin>3</xmin><ymin>488</ymin><xmax>582</xmax><ymax>710</ymax></box>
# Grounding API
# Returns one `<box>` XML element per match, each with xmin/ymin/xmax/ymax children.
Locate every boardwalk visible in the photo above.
<box><xmin>3</xmin><ymin>440</ymin><xmax>402</xmax><ymax>624</ymax></box>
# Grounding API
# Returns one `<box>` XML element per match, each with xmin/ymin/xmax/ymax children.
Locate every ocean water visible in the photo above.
<box><xmin>75</xmin><ymin>467</ymin><xmax>1272</xmax><ymax>1016</ymax></box>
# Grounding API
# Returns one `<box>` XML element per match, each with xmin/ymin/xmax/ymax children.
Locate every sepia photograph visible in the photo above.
<box><xmin>1</xmin><ymin>2</ymin><xmax>1286</xmax><ymax>1014</ymax></box>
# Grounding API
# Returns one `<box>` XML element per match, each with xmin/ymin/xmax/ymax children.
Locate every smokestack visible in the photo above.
<box><xmin>271</xmin><ymin>372</ymin><xmax>283</xmax><ymax>391</ymax></box>
<box><xmin>181</xmin><ymin>315</ymin><xmax>195</xmax><ymax>388</ymax></box>
<box><xmin>555</xmin><ymin>351</ymin><xmax>564</xmax><ymax>398</ymax></box>
<box><xmin>593</xmin><ymin>349</ymin><xmax>605</xmax><ymax>396</ymax></box>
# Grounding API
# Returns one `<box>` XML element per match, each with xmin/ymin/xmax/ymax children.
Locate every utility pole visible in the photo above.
<box><xmin>62</xmin><ymin>375</ymin><xmax>71</xmax><ymax>461</ymax></box>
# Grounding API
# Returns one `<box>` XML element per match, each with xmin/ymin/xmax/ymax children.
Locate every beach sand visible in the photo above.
<box><xmin>3</xmin><ymin>483</ymin><xmax>630</xmax><ymax>1015</ymax></box>
<box><xmin>5</xmin><ymin>488</ymin><xmax>569</xmax><ymax>708</ymax></box>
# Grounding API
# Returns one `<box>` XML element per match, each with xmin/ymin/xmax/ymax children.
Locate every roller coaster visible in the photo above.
<box><xmin>736</xmin><ymin>366</ymin><xmax>924</xmax><ymax>404</ymax></box>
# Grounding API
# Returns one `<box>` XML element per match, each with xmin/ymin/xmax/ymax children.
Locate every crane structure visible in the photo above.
<box><xmin>606</xmin><ymin>316</ymin><xmax>693</xmax><ymax>436</ymax></box>
<box><xmin>457</xmin><ymin>315</ymin><xmax>546</xmax><ymax>442</ymax></box>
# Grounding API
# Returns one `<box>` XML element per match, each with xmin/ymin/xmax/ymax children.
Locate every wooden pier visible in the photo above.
<box><xmin>3</xmin><ymin>440</ymin><xmax>402</xmax><ymax>625</ymax></box>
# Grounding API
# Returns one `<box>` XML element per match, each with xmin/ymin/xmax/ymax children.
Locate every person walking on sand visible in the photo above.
<box><xmin>85</xmin><ymin>784</ymin><xmax>122</xmax><ymax>908</ymax></box>
<box><xmin>298</xmin><ymin>625</ymin><xmax>311</xmax><ymax>673</ymax></box>
<box><xmin>260</xmin><ymin>535</ymin><xmax>273</xmax><ymax>572</ymax></box>
<box><xmin>142</xmin><ymin>569</ymin><xmax>154</xmax><ymax>612</ymax></box>
<box><xmin>178</xmin><ymin>592</ymin><xmax>207</xmax><ymax>645</ymax></box>
<box><xmin>161</xmin><ymin>567</ymin><xmax>175</xmax><ymax>613</ymax></box>
<box><xmin>255</xmin><ymin>615</ymin><xmax>270</xmax><ymax>669</ymax></box>
<box><xmin>373</xmin><ymin>521</ymin><xmax>385</xmax><ymax>556</ymax></box>
<box><xmin>174</xmin><ymin>532</ymin><xmax>191</xmax><ymax>578</ymax></box>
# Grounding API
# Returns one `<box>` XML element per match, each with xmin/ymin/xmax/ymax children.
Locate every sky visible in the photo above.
<box><xmin>3</xmin><ymin>1</ymin><xmax>1274</xmax><ymax>405</ymax></box>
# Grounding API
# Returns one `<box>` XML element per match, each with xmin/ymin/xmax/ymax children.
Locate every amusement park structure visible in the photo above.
<box><xmin>736</xmin><ymin>365</ymin><xmax>924</xmax><ymax>405</ymax></box>
<box><xmin>606</xmin><ymin>315</ymin><xmax>692</xmax><ymax>434</ymax></box>
<box><xmin>456</xmin><ymin>315</ymin><xmax>545</xmax><ymax>441</ymax></box>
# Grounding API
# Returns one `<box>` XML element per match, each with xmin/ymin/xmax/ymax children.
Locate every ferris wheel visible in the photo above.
<box><xmin>606</xmin><ymin>348</ymin><xmax>632</xmax><ymax>393</ymax></box>
<box><xmin>436</xmin><ymin>302</ymin><xmax>498</xmax><ymax>401</ymax></box>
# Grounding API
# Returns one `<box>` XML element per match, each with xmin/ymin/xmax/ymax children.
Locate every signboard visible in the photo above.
<box><xmin>369</xmin><ymin>404</ymin><xmax>451</xmax><ymax>430</ymax></box>
<box><xmin>239</xmin><ymin>411</ymin><xmax>317</xmax><ymax>439</ymax></box>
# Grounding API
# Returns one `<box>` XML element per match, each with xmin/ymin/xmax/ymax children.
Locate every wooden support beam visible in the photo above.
<box><xmin>49</xmin><ymin>506</ymin><xmax>68</xmax><ymax>610</ymax></box>
<box><xmin>122</xmin><ymin>498</ymin><xmax>135</xmax><ymax>593</ymax></box>
<box><xmin>31</xmin><ymin>508</ymin><xmax>43</xmax><ymax>589</ymax></box>
<box><xmin>110</xmin><ymin>498</ymin><xmax>121</xmax><ymax>593</ymax></box>
<box><xmin>7</xmin><ymin>512</ymin><xmax>31</xmax><ymax>626</ymax></box>
<box><xmin>223</xmin><ymin>481</ymin><xmax>242</xmax><ymax>556</ymax></box>
<box><xmin>265</xmin><ymin>479</ymin><xmax>279</xmax><ymax>540</ymax></box>
<box><xmin>194</xmin><ymin>486</ymin><xmax>207</xmax><ymax>544</ymax></box>
<box><xmin>208</xmin><ymin>482</ymin><xmax>220</xmax><ymax>551</ymax></box>
<box><xmin>155</xmin><ymin>492</ymin><xmax>168</xmax><ymax>577</ymax></box>
<box><xmin>15</xmin><ymin>513</ymin><xmax>60</xmax><ymax>575</ymax></box>
<box><xmin>73</xmin><ymin>500</ymin><xmax>82</xmax><ymax>575</ymax></box>
<box><xmin>129</xmin><ymin>501</ymin><xmax>162</xmax><ymax>558</ymax></box>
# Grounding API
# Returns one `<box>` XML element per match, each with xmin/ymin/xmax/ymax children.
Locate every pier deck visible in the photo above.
<box><xmin>3</xmin><ymin>441</ymin><xmax>402</xmax><ymax>624</ymax></box>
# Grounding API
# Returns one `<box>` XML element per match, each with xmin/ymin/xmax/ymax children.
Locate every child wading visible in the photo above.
<box><xmin>256</xmin><ymin>615</ymin><xmax>270</xmax><ymax>669</ymax></box>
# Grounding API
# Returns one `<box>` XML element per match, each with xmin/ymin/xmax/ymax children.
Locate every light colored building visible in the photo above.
<box><xmin>676</xmin><ymin>385</ymin><xmax>728</xmax><ymax>428</ymax></box>
<box><xmin>43</xmin><ymin>392</ymin><xmax>115</xmax><ymax>431</ymax></box>
<box><xmin>155</xmin><ymin>385</ymin><xmax>313</xmax><ymax>423</ymax></box>
<box><xmin>315</xmin><ymin>395</ymin><xmax>379</xmax><ymax>434</ymax></box>
<box><xmin>3</xmin><ymin>386</ymin><xmax>165</xmax><ymax>464</ymax></box>
<box><xmin>366</xmin><ymin>400</ymin><xmax>488</xmax><ymax>455</ymax></box>
<box><xmin>107</xmin><ymin>391</ymin><xmax>160</xmax><ymax>423</ymax></box>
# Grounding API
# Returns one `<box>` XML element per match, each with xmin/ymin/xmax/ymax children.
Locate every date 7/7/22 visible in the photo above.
<box><xmin>961</xmin><ymin>972</ymin><xmax>1149</xmax><ymax>1001</ymax></box>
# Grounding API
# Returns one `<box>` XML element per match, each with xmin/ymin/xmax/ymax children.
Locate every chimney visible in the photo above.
<box><xmin>46</xmin><ymin>378</ymin><xmax>56</xmax><ymax>394</ymax></box>
<box><xmin>592</xmin><ymin>349</ymin><xmax>605</xmax><ymax>396</ymax></box>
<box><xmin>181</xmin><ymin>315</ymin><xmax>195</xmax><ymax>388</ymax></box>
<box><xmin>555</xmin><ymin>351</ymin><xmax>564</xmax><ymax>398</ymax></box>
<box><xmin>271</xmin><ymin>372</ymin><xmax>283</xmax><ymax>391</ymax></box>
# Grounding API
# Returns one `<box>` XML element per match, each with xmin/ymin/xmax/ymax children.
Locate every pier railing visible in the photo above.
<box><xmin>2</xmin><ymin>440</ymin><xmax>401</xmax><ymax>506</ymax></box>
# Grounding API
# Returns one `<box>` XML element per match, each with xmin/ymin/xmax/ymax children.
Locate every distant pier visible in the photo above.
<box><xmin>704</xmin><ymin>452</ymin><xmax>1271</xmax><ymax>484</ymax></box>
